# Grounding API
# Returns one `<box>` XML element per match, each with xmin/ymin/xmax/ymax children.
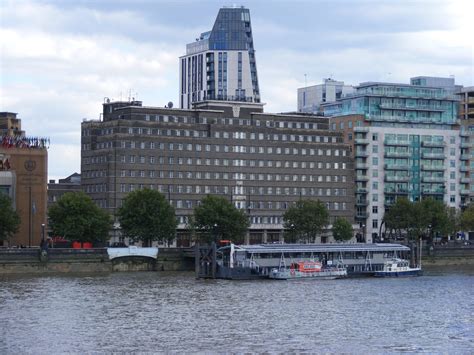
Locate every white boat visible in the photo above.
<box><xmin>269</xmin><ymin>260</ymin><xmax>347</xmax><ymax>280</ymax></box>
<box><xmin>374</xmin><ymin>258</ymin><xmax>422</xmax><ymax>277</ymax></box>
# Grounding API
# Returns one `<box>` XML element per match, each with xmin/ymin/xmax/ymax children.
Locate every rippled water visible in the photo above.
<box><xmin>0</xmin><ymin>268</ymin><xmax>472</xmax><ymax>353</ymax></box>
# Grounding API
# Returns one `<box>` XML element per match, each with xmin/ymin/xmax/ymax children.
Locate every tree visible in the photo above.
<box><xmin>117</xmin><ymin>189</ymin><xmax>176</xmax><ymax>246</ymax></box>
<box><xmin>332</xmin><ymin>217</ymin><xmax>354</xmax><ymax>242</ymax></box>
<box><xmin>383</xmin><ymin>198</ymin><xmax>412</xmax><ymax>240</ymax></box>
<box><xmin>459</xmin><ymin>205</ymin><xmax>474</xmax><ymax>232</ymax></box>
<box><xmin>49</xmin><ymin>192</ymin><xmax>111</xmax><ymax>244</ymax></box>
<box><xmin>384</xmin><ymin>197</ymin><xmax>454</xmax><ymax>243</ymax></box>
<box><xmin>191</xmin><ymin>195</ymin><xmax>249</xmax><ymax>244</ymax></box>
<box><xmin>283</xmin><ymin>199</ymin><xmax>329</xmax><ymax>243</ymax></box>
<box><xmin>0</xmin><ymin>194</ymin><xmax>20</xmax><ymax>243</ymax></box>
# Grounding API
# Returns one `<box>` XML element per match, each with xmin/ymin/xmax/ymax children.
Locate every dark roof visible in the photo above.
<box><xmin>230</xmin><ymin>243</ymin><xmax>410</xmax><ymax>254</ymax></box>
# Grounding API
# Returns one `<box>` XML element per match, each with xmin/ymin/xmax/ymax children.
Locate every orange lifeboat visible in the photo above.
<box><xmin>296</xmin><ymin>261</ymin><xmax>322</xmax><ymax>273</ymax></box>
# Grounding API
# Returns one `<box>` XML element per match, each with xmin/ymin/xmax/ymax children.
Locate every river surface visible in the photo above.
<box><xmin>0</xmin><ymin>267</ymin><xmax>472</xmax><ymax>354</ymax></box>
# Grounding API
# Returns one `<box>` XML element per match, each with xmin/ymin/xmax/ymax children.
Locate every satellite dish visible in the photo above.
<box><xmin>168</xmin><ymin>101</ymin><xmax>173</xmax><ymax>108</ymax></box>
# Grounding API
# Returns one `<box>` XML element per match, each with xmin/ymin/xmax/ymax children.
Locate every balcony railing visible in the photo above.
<box><xmin>422</xmin><ymin>176</ymin><xmax>445</xmax><ymax>183</ymax></box>
<box><xmin>356</xmin><ymin>163</ymin><xmax>369</xmax><ymax>169</ymax></box>
<box><xmin>354</xmin><ymin>127</ymin><xmax>369</xmax><ymax>133</ymax></box>
<box><xmin>356</xmin><ymin>188</ymin><xmax>368</xmax><ymax>194</ymax></box>
<box><xmin>384</xmin><ymin>140</ymin><xmax>410</xmax><ymax>146</ymax></box>
<box><xmin>355</xmin><ymin>138</ymin><xmax>369</xmax><ymax>145</ymax></box>
<box><xmin>355</xmin><ymin>175</ymin><xmax>369</xmax><ymax>181</ymax></box>
<box><xmin>422</xmin><ymin>190</ymin><xmax>444</xmax><ymax>195</ymax></box>
<box><xmin>460</xmin><ymin>166</ymin><xmax>470</xmax><ymax>172</ymax></box>
<box><xmin>460</xmin><ymin>154</ymin><xmax>471</xmax><ymax>160</ymax></box>
<box><xmin>384</xmin><ymin>164</ymin><xmax>409</xmax><ymax>170</ymax></box>
<box><xmin>421</xmin><ymin>141</ymin><xmax>445</xmax><ymax>148</ymax></box>
<box><xmin>379</xmin><ymin>103</ymin><xmax>445</xmax><ymax>112</ymax></box>
<box><xmin>355</xmin><ymin>150</ymin><xmax>369</xmax><ymax>157</ymax></box>
<box><xmin>384</xmin><ymin>189</ymin><xmax>409</xmax><ymax>194</ymax></box>
<box><xmin>384</xmin><ymin>151</ymin><xmax>411</xmax><ymax>158</ymax></box>
<box><xmin>460</xmin><ymin>177</ymin><xmax>471</xmax><ymax>184</ymax></box>
<box><xmin>384</xmin><ymin>176</ymin><xmax>410</xmax><ymax>182</ymax></box>
<box><xmin>421</xmin><ymin>165</ymin><xmax>444</xmax><ymax>171</ymax></box>
<box><xmin>460</xmin><ymin>189</ymin><xmax>471</xmax><ymax>195</ymax></box>
<box><xmin>421</xmin><ymin>152</ymin><xmax>446</xmax><ymax>159</ymax></box>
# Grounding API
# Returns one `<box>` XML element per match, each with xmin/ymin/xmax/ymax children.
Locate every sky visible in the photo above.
<box><xmin>1</xmin><ymin>0</ymin><xmax>473</xmax><ymax>181</ymax></box>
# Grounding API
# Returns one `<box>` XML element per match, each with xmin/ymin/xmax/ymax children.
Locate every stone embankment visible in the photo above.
<box><xmin>0</xmin><ymin>247</ymin><xmax>195</xmax><ymax>274</ymax></box>
<box><xmin>422</xmin><ymin>244</ymin><xmax>474</xmax><ymax>267</ymax></box>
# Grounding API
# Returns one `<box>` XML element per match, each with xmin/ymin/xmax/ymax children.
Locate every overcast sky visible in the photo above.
<box><xmin>1</xmin><ymin>0</ymin><xmax>473</xmax><ymax>181</ymax></box>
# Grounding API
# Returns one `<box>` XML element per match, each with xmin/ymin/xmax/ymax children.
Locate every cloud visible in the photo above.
<box><xmin>1</xmin><ymin>0</ymin><xmax>473</xmax><ymax>181</ymax></box>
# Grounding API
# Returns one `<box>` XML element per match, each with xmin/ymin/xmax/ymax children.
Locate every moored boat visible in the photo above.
<box><xmin>269</xmin><ymin>260</ymin><xmax>347</xmax><ymax>280</ymax></box>
<box><xmin>374</xmin><ymin>258</ymin><xmax>422</xmax><ymax>277</ymax></box>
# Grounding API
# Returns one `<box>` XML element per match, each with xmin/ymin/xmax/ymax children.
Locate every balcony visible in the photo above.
<box><xmin>356</xmin><ymin>163</ymin><xmax>369</xmax><ymax>169</ymax></box>
<box><xmin>384</xmin><ymin>151</ymin><xmax>411</xmax><ymax>158</ymax></box>
<box><xmin>354</xmin><ymin>127</ymin><xmax>369</xmax><ymax>133</ymax></box>
<box><xmin>422</xmin><ymin>189</ymin><xmax>444</xmax><ymax>195</ymax></box>
<box><xmin>355</xmin><ymin>150</ymin><xmax>369</xmax><ymax>157</ymax></box>
<box><xmin>421</xmin><ymin>164</ymin><xmax>444</xmax><ymax>171</ymax></box>
<box><xmin>355</xmin><ymin>175</ymin><xmax>369</xmax><ymax>182</ymax></box>
<box><xmin>421</xmin><ymin>176</ymin><xmax>445</xmax><ymax>183</ymax></box>
<box><xmin>421</xmin><ymin>152</ymin><xmax>446</xmax><ymax>159</ymax></box>
<box><xmin>378</xmin><ymin>103</ymin><xmax>445</xmax><ymax>112</ymax></box>
<box><xmin>460</xmin><ymin>154</ymin><xmax>471</xmax><ymax>160</ymax></box>
<box><xmin>421</xmin><ymin>141</ymin><xmax>445</xmax><ymax>148</ymax></box>
<box><xmin>460</xmin><ymin>142</ymin><xmax>471</xmax><ymax>148</ymax></box>
<box><xmin>384</xmin><ymin>188</ymin><xmax>409</xmax><ymax>195</ymax></box>
<box><xmin>384</xmin><ymin>164</ymin><xmax>409</xmax><ymax>170</ymax></box>
<box><xmin>355</xmin><ymin>138</ymin><xmax>369</xmax><ymax>145</ymax></box>
<box><xmin>460</xmin><ymin>189</ymin><xmax>470</xmax><ymax>195</ymax></box>
<box><xmin>384</xmin><ymin>175</ymin><xmax>410</xmax><ymax>182</ymax></box>
<box><xmin>356</xmin><ymin>200</ymin><xmax>369</xmax><ymax>206</ymax></box>
<box><xmin>384</xmin><ymin>140</ymin><xmax>410</xmax><ymax>147</ymax></box>
<box><xmin>460</xmin><ymin>177</ymin><xmax>471</xmax><ymax>184</ymax></box>
<box><xmin>356</xmin><ymin>188</ymin><xmax>368</xmax><ymax>194</ymax></box>
<box><xmin>460</xmin><ymin>131</ymin><xmax>470</xmax><ymax>137</ymax></box>
<box><xmin>356</xmin><ymin>213</ymin><xmax>368</xmax><ymax>219</ymax></box>
<box><xmin>460</xmin><ymin>166</ymin><xmax>470</xmax><ymax>172</ymax></box>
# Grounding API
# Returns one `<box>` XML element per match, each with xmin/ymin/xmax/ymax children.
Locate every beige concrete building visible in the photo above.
<box><xmin>1</xmin><ymin>112</ymin><xmax>48</xmax><ymax>246</ymax></box>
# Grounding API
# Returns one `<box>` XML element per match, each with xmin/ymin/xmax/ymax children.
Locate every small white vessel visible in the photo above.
<box><xmin>374</xmin><ymin>258</ymin><xmax>422</xmax><ymax>277</ymax></box>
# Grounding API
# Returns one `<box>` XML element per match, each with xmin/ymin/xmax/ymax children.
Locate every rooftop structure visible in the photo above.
<box><xmin>297</xmin><ymin>78</ymin><xmax>354</xmax><ymax>114</ymax></box>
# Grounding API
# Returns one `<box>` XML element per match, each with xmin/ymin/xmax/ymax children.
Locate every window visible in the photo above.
<box><xmin>372</xmin><ymin>219</ymin><xmax>378</xmax><ymax>229</ymax></box>
<box><xmin>372</xmin><ymin>157</ymin><xmax>378</xmax><ymax>166</ymax></box>
<box><xmin>372</xmin><ymin>206</ymin><xmax>378</xmax><ymax>214</ymax></box>
<box><xmin>372</xmin><ymin>145</ymin><xmax>378</xmax><ymax>153</ymax></box>
<box><xmin>372</xmin><ymin>133</ymin><xmax>378</xmax><ymax>141</ymax></box>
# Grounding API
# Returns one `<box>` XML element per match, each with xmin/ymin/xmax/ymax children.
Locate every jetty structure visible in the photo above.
<box><xmin>196</xmin><ymin>243</ymin><xmax>411</xmax><ymax>279</ymax></box>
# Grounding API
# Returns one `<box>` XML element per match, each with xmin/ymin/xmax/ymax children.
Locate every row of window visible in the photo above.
<box><xmin>84</xmin><ymin>116</ymin><xmax>327</xmax><ymax>133</ymax></box>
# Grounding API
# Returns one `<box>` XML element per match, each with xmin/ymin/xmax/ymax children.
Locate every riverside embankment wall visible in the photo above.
<box><xmin>0</xmin><ymin>248</ymin><xmax>194</xmax><ymax>274</ymax></box>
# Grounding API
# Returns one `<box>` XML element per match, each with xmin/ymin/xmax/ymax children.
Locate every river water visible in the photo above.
<box><xmin>0</xmin><ymin>267</ymin><xmax>472</xmax><ymax>354</ymax></box>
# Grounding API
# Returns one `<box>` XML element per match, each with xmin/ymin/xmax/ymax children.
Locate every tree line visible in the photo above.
<box><xmin>2</xmin><ymin>189</ymin><xmax>474</xmax><ymax>246</ymax></box>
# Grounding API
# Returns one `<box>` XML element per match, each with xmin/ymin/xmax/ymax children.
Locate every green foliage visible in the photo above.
<box><xmin>384</xmin><ymin>197</ymin><xmax>454</xmax><ymax>241</ymax></box>
<box><xmin>117</xmin><ymin>188</ymin><xmax>177</xmax><ymax>246</ymax></box>
<box><xmin>460</xmin><ymin>205</ymin><xmax>474</xmax><ymax>231</ymax></box>
<box><xmin>0</xmin><ymin>194</ymin><xmax>20</xmax><ymax>242</ymax></box>
<box><xmin>332</xmin><ymin>217</ymin><xmax>353</xmax><ymax>242</ymax></box>
<box><xmin>48</xmin><ymin>192</ymin><xmax>111</xmax><ymax>243</ymax></box>
<box><xmin>283</xmin><ymin>199</ymin><xmax>329</xmax><ymax>243</ymax></box>
<box><xmin>192</xmin><ymin>195</ymin><xmax>249</xmax><ymax>244</ymax></box>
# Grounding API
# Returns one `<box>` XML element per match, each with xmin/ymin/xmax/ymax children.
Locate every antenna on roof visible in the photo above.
<box><xmin>304</xmin><ymin>73</ymin><xmax>307</xmax><ymax>87</ymax></box>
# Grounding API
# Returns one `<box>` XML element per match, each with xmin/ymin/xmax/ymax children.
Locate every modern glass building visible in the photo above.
<box><xmin>179</xmin><ymin>6</ymin><xmax>260</xmax><ymax>109</ymax></box>
<box><xmin>321</xmin><ymin>77</ymin><xmax>462</xmax><ymax>242</ymax></box>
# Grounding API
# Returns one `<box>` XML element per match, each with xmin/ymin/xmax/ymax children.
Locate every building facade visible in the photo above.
<box><xmin>458</xmin><ymin>87</ymin><xmax>474</xmax><ymax>208</ymax></box>
<box><xmin>321</xmin><ymin>77</ymin><xmax>462</xmax><ymax>242</ymax></box>
<box><xmin>297</xmin><ymin>78</ymin><xmax>354</xmax><ymax>114</ymax></box>
<box><xmin>81</xmin><ymin>100</ymin><xmax>355</xmax><ymax>246</ymax></box>
<box><xmin>179</xmin><ymin>6</ymin><xmax>260</xmax><ymax>109</ymax></box>
<box><xmin>0</xmin><ymin>112</ymin><xmax>48</xmax><ymax>247</ymax></box>
<box><xmin>47</xmin><ymin>172</ymin><xmax>81</xmax><ymax>208</ymax></box>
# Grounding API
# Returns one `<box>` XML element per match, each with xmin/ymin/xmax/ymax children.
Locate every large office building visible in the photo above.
<box><xmin>0</xmin><ymin>112</ymin><xmax>48</xmax><ymax>247</ymax></box>
<box><xmin>297</xmin><ymin>78</ymin><xmax>354</xmax><ymax>114</ymax></box>
<box><xmin>179</xmin><ymin>6</ymin><xmax>260</xmax><ymax>109</ymax></box>
<box><xmin>81</xmin><ymin>100</ymin><xmax>355</xmax><ymax>246</ymax></box>
<box><xmin>320</xmin><ymin>77</ymin><xmax>463</xmax><ymax>242</ymax></box>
